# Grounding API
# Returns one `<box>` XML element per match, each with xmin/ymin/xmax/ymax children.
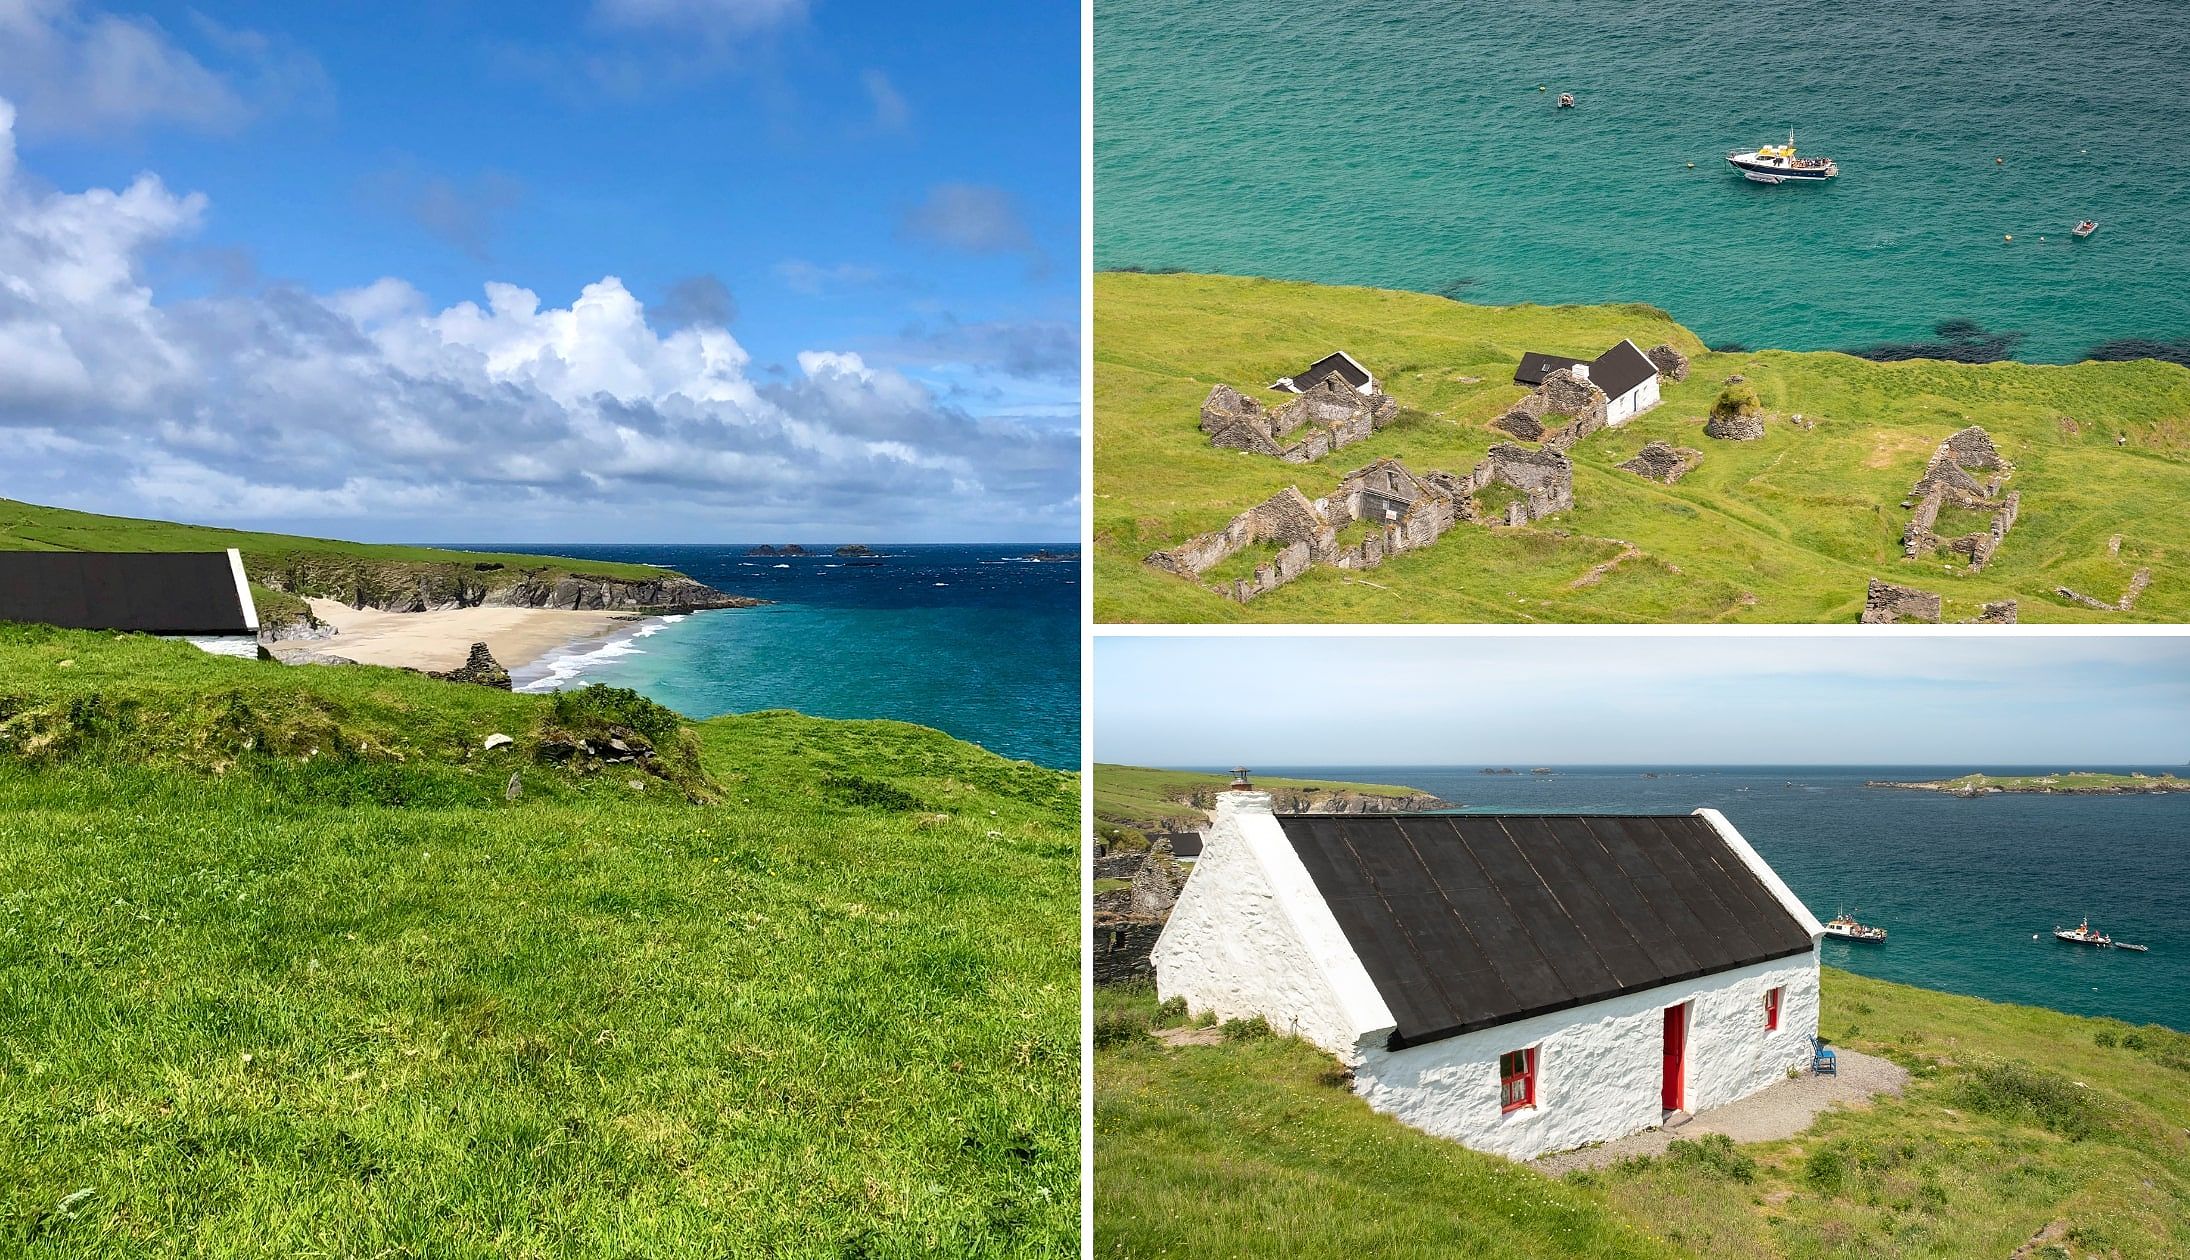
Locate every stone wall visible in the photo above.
<box><xmin>1703</xmin><ymin>412</ymin><xmax>1764</xmax><ymax>441</ymax></box>
<box><xmin>1860</xmin><ymin>579</ymin><xmax>1942</xmax><ymax>624</ymax></box>
<box><xmin>2058</xmin><ymin>568</ymin><xmax>2152</xmax><ymax>613</ymax></box>
<box><xmin>1092</xmin><ymin>919</ymin><xmax>1166</xmax><ymax>986</ymax></box>
<box><xmin>1497</xmin><ymin>367</ymin><xmax>1610</xmax><ymax>449</ymax></box>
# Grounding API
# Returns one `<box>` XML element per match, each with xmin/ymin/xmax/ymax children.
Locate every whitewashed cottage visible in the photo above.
<box><xmin>1153</xmin><ymin>781</ymin><xmax>1822</xmax><ymax>1160</ymax></box>
<box><xmin>1271</xmin><ymin>350</ymin><xmax>1376</xmax><ymax>396</ymax></box>
<box><xmin>1514</xmin><ymin>339</ymin><xmax>1663</xmax><ymax>425</ymax></box>
<box><xmin>0</xmin><ymin>549</ymin><xmax>262</xmax><ymax>657</ymax></box>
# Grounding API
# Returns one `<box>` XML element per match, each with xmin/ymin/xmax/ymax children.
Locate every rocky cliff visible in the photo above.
<box><xmin>258</xmin><ymin>560</ymin><xmax>760</xmax><ymax>616</ymax></box>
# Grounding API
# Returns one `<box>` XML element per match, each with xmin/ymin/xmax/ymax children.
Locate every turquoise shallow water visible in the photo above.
<box><xmin>1096</xmin><ymin>0</ymin><xmax>2190</xmax><ymax>363</ymax></box>
<box><xmin>482</xmin><ymin>545</ymin><xmax>1079</xmax><ymax>770</ymax></box>
<box><xmin>1259</xmin><ymin>766</ymin><xmax>2190</xmax><ymax>1030</ymax></box>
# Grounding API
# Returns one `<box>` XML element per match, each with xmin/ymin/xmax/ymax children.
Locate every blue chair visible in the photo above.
<box><xmin>1812</xmin><ymin>1036</ymin><xmax>1837</xmax><ymax>1076</ymax></box>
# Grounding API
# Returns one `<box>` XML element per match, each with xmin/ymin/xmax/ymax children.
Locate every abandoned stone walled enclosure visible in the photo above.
<box><xmin>1900</xmin><ymin>426</ymin><xmax>2020</xmax><ymax>572</ymax></box>
<box><xmin>1200</xmin><ymin>377</ymin><xmax>1402</xmax><ymax>463</ymax></box>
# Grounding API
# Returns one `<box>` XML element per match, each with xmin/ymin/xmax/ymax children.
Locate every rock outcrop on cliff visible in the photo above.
<box><xmin>259</xmin><ymin>562</ymin><xmax>761</xmax><ymax>616</ymax></box>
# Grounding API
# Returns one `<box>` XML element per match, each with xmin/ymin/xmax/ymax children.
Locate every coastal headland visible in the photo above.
<box><xmin>1869</xmin><ymin>771</ymin><xmax>2190</xmax><ymax>796</ymax></box>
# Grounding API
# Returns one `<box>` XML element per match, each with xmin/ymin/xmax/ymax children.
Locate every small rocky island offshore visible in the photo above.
<box><xmin>1868</xmin><ymin>771</ymin><xmax>2190</xmax><ymax>796</ymax></box>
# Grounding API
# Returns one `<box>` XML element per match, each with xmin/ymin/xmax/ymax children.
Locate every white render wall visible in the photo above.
<box><xmin>1354</xmin><ymin>950</ymin><xmax>1820</xmax><ymax>1160</ymax></box>
<box><xmin>1607</xmin><ymin>375</ymin><xmax>1662</xmax><ymax>425</ymax></box>
<box><xmin>1151</xmin><ymin>791</ymin><xmax>1393</xmax><ymax>1055</ymax></box>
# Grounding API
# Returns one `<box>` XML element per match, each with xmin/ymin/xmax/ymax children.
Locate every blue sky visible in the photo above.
<box><xmin>1096</xmin><ymin>637</ymin><xmax>2190</xmax><ymax>767</ymax></box>
<box><xmin>0</xmin><ymin>0</ymin><xmax>1077</xmax><ymax>541</ymax></box>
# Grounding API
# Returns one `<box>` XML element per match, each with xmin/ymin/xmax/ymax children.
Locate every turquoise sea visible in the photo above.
<box><xmin>1261</xmin><ymin>766</ymin><xmax>2190</xmax><ymax>1030</ymax></box>
<box><xmin>486</xmin><ymin>545</ymin><xmax>1079</xmax><ymax>770</ymax></box>
<box><xmin>1096</xmin><ymin>0</ymin><xmax>2190</xmax><ymax>363</ymax></box>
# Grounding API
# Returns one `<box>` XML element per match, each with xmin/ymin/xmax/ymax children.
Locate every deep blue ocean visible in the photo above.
<box><xmin>1252</xmin><ymin>765</ymin><xmax>2190</xmax><ymax>1030</ymax></box>
<box><xmin>478</xmin><ymin>544</ymin><xmax>1079</xmax><ymax>770</ymax></box>
<box><xmin>1095</xmin><ymin>0</ymin><xmax>2190</xmax><ymax>363</ymax></box>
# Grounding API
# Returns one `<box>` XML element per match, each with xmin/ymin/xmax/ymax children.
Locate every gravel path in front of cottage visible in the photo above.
<box><xmin>1531</xmin><ymin>1048</ymin><xmax>1910</xmax><ymax>1175</ymax></box>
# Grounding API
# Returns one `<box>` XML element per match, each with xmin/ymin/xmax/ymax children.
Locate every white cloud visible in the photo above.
<box><xmin>862</xmin><ymin>68</ymin><xmax>910</xmax><ymax>133</ymax></box>
<box><xmin>0</xmin><ymin>0</ymin><xmax>327</xmax><ymax>139</ymax></box>
<box><xmin>0</xmin><ymin>101</ymin><xmax>1076</xmax><ymax>539</ymax></box>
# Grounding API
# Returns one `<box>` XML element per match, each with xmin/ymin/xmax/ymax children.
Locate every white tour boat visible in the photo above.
<box><xmin>1728</xmin><ymin>132</ymin><xmax>1839</xmax><ymax>184</ymax></box>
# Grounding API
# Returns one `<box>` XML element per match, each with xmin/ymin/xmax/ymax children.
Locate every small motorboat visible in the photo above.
<box><xmin>2114</xmin><ymin>941</ymin><xmax>2149</xmax><ymax>953</ymax></box>
<box><xmin>1823</xmin><ymin>911</ymin><xmax>1887</xmax><ymax>943</ymax></box>
<box><xmin>2073</xmin><ymin>220</ymin><xmax>2098</xmax><ymax>239</ymax></box>
<box><xmin>2053</xmin><ymin>918</ymin><xmax>2112</xmax><ymax>947</ymax></box>
<box><xmin>1728</xmin><ymin>131</ymin><xmax>1838</xmax><ymax>183</ymax></box>
<box><xmin>1557</xmin><ymin>93</ymin><xmax>1576</xmax><ymax>109</ymax></box>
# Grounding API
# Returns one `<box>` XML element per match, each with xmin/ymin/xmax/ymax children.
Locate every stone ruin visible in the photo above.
<box><xmin>1859</xmin><ymin>579</ymin><xmax>2018</xmax><ymax>625</ymax></box>
<box><xmin>1145</xmin><ymin>448</ymin><xmax>1576</xmax><ymax>603</ymax></box>
<box><xmin>1199</xmin><ymin>376</ymin><xmax>1400</xmax><ymax>464</ymax></box>
<box><xmin>1860</xmin><ymin>579</ymin><xmax>1942</xmax><ymax>624</ymax></box>
<box><xmin>1703</xmin><ymin>411</ymin><xmax>1765</xmax><ymax>441</ymax></box>
<box><xmin>1092</xmin><ymin>834</ymin><xmax>1190</xmax><ymax>986</ymax></box>
<box><xmin>2058</xmin><ymin>568</ymin><xmax>2152</xmax><ymax>614</ymax></box>
<box><xmin>1901</xmin><ymin>426</ymin><xmax>2019</xmax><ymax>571</ymax></box>
<box><xmin>1493</xmin><ymin>366</ymin><xmax>1607</xmax><ymax>448</ymax></box>
<box><xmin>1644</xmin><ymin>342</ymin><xmax>1690</xmax><ymax>382</ymax></box>
<box><xmin>1617</xmin><ymin>441</ymin><xmax>1702</xmax><ymax>484</ymax></box>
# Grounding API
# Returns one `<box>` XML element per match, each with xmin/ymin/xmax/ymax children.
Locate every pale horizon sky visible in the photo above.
<box><xmin>1095</xmin><ymin>636</ymin><xmax>2190</xmax><ymax>769</ymax></box>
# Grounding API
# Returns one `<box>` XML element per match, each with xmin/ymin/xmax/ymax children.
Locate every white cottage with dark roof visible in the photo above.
<box><xmin>1153</xmin><ymin>785</ymin><xmax>1822</xmax><ymax>1160</ymax></box>
<box><xmin>1514</xmin><ymin>339</ymin><xmax>1663</xmax><ymax>425</ymax></box>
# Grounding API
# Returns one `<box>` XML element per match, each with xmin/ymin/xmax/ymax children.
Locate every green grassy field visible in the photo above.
<box><xmin>1096</xmin><ymin>971</ymin><xmax>2190</xmax><ymax>1259</ymax></box>
<box><xmin>0</xmin><ymin>627</ymin><xmax>1077</xmax><ymax>1256</ymax></box>
<box><xmin>0</xmin><ymin>498</ymin><xmax>692</xmax><ymax>630</ymax></box>
<box><xmin>1092</xmin><ymin>762</ymin><xmax>1432</xmax><ymax>834</ymax></box>
<box><xmin>1093</xmin><ymin>272</ymin><xmax>2190</xmax><ymax>623</ymax></box>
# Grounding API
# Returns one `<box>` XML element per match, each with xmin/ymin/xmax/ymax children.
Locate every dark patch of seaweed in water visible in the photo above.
<box><xmin>1846</xmin><ymin>319</ymin><xmax>2025</xmax><ymax>364</ymax></box>
<box><xmin>2083</xmin><ymin>337</ymin><xmax>2190</xmax><ymax>368</ymax></box>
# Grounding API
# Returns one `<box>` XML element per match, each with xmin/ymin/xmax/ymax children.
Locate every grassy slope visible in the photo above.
<box><xmin>1096</xmin><ymin>971</ymin><xmax>2190</xmax><ymax>1259</ymax></box>
<box><xmin>1094</xmin><ymin>272</ymin><xmax>2190</xmax><ymax>623</ymax></box>
<box><xmin>0</xmin><ymin>628</ymin><xmax>1077</xmax><ymax>1256</ymax></box>
<box><xmin>1092</xmin><ymin>762</ymin><xmax>1430</xmax><ymax>832</ymax></box>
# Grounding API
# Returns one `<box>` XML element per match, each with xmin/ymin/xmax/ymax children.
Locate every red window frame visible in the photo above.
<box><xmin>1764</xmin><ymin>986</ymin><xmax>1783</xmax><ymax>1031</ymax></box>
<box><xmin>1499</xmin><ymin>1047</ymin><xmax>1536</xmax><ymax>1112</ymax></box>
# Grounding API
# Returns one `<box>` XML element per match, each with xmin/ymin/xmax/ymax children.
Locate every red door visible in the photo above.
<box><xmin>1661</xmin><ymin>1004</ymin><xmax>1686</xmax><ymax>1111</ymax></box>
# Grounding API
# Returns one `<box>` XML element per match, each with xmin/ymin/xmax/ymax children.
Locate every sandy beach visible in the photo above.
<box><xmin>300</xmin><ymin>599</ymin><xmax>634</xmax><ymax>673</ymax></box>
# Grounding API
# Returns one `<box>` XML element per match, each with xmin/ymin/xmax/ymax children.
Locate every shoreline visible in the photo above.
<box><xmin>296</xmin><ymin>599</ymin><xmax>643</xmax><ymax>674</ymax></box>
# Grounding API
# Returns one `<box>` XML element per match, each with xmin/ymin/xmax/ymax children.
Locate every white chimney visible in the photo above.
<box><xmin>1572</xmin><ymin>363</ymin><xmax>1590</xmax><ymax>382</ymax></box>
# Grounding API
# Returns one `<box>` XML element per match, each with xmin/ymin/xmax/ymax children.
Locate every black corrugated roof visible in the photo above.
<box><xmin>1589</xmin><ymin>339</ymin><xmax>1659</xmax><ymax>402</ymax></box>
<box><xmin>1513</xmin><ymin>352</ymin><xmax>1586</xmax><ymax>387</ymax></box>
<box><xmin>1274</xmin><ymin>813</ymin><xmax>1813</xmax><ymax>1048</ymax></box>
<box><xmin>0</xmin><ymin>551</ymin><xmax>255</xmax><ymax>634</ymax></box>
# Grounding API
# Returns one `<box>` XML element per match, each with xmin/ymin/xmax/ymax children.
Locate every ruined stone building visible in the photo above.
<box><xmin>1154</xmin><ymin>786</ymin><xmax>1822</xmax><ymax>1161</ymax></box>
<box><xmin>1900</xmin><ymin>426</ymin><xmax>2019</xmax><ymax>571</ymax></box>
<box><xmin>1201</xmin><ymin>372</ymin><xmax>1401</xmax><ymax>464</ymax></box>
<box><xmin>1144</xmin><ymin>447</ymin><xmax>1576</xmax><ymax>603</ymax></box>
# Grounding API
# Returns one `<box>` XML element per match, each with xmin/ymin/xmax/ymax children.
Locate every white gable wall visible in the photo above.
<box><xmin>1152</xmin><ymin>791</ymin><xmax>1394</xmax><ymax>1057</ymax></box>
<box><xmin>1605</xmin><ymin>374</ymin><xmax>1661</xmax><ymax>425</ymax></box>
<box><xmin>1353</xmin><ymin>950</ymin><xmax>1819</xmax><ymax>1160</ymax></box>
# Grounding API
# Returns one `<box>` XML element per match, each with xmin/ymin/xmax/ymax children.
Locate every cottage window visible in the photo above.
<box><xmin>1499</xmin><ymin>1048</ymin><xmax>1536</xmax><ymax>1112</ymax></box>
<box><xmin>1764</xmin><ymin>986</ymin><xmax>1783</xmax><ymax>1031</ymax></box>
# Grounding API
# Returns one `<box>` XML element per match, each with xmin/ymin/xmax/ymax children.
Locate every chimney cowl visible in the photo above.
<box><xmin>1229</xmin><ymin>766</ymin><xmax>1253</xmax><ymax>791</ymax></box>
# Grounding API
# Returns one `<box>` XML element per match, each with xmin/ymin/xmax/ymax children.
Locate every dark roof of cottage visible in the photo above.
<box><xmin>1589</xmin><ymin>339</ymin><xmax>1659</xmax><ymax>402</ymax></box>
<box><xmin>1513</xmin><ymin>352</ymin><xmax>1586</xmax><ymax>387</ymax></box>
<box><xmin>1161</xmin><ymin>831</ymin><xmax>1204</xmax><ymax>858</ymax></box>
<box><xmin>1285</xmin><ymin>351</ymin><xmax>1371</xmax><ymax>393</ymax></box>
<box><xmin>1512</xmin><ymin>340</ymin><xmax>1659</xmax><ymax>399</ymax></box>
<box><xmin>0</xmin><ymin>551</ymin><xmax>257</xmax><ymax>635</ymax></box>
<box><xmin>1273</xmin><ymin>812</ymin><xmax>1813</xmax><ymax>1048</ymax></box>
